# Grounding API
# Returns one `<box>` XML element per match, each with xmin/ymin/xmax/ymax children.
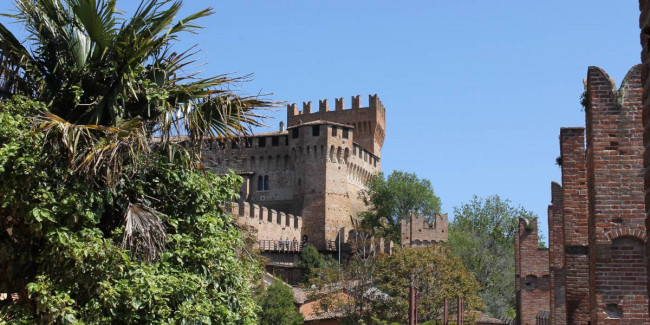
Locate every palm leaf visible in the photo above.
<box><xmin>121</xmin><ymin>203</ymin><xmax>166</xmax><ymax>263</ymax></box>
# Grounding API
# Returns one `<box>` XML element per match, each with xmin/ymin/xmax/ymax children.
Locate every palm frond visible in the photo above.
<box><xmin>121</xmin><ymin>203</ymin><xmax>166</xmax><ymax>263</ymax></box>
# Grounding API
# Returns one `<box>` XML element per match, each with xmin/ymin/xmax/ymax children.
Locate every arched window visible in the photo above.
<box><xmin>264</xmin><ymin>175</ymin><xmax>269</xmax><ymax>191</ymax></box>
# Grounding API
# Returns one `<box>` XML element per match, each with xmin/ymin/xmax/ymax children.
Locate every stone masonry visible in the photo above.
<box><xmin>515</xmin><ymin>217</ymin><xmax>551</xmax><ymax>325</ymax></box>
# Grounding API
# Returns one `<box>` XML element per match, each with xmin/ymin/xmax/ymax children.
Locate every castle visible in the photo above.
<box><xmin>205</xmin><ymin>94</ymin><xmax>448</xmax><ymax>254</ymax></box>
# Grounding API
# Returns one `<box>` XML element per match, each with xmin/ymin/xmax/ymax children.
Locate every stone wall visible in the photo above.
<box><xmin>400</xmin><ymin>213</ymin><xmax>448</xmax><ymax>246</ymax></box>
<box><xmin>584</xmin><ymin>65</ymin><xmax>649</xmax><ymax>323</ymax></box>
<box><xmin>515</xmin><ymin>217</ymin><xmax>550</xmax><ymax>325</ymax></box>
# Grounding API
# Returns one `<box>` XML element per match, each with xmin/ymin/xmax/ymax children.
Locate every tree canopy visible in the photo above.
<box><xmin>258</xmin><ymin>281</ymin><xmax>304</xmax><ymax>325</ymax></box>
<box><xmin>360</xmin><ymin>170</ymin><xmax>441</xmax><ymax>243</ymax></box>
<box><xmin>448</xmin><ymin>195</ymin><xmax>535</xmax><ymax>319</ymax></box>
<box><xmin>0</xmin><ymin>0</ymin><xmax>271</xmax><ymax>322</ymax></box>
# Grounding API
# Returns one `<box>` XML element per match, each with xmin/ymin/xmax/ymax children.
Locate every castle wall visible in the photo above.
<box><xmin>515</xmin><ymin>218</ymin><xmax>550</xmax><ymax>325</ymax></box>
<box><xmin>287</xmin><ymin>94</ymin><xmax>386</xmax><ymax>159</ymax></box>
<box><xmin>585</xmin><ymin>65</ymin><xmax>649</xmax><ymax>323</ymax></box>
<box><xmin>225</xmin><ymin>202</ymin><xmax>302</xmax><ymax>242</ymax></box>
<box><xmin>547</xmin><ymin>182</ymin><xmax>566</xmax><ymax>325</ymax></box>
<box><xmin>559</xmin><ymin>127</ymin><xmax>590</xmax><ymax>325</ymax></box>
<box><xmin>399</xmin><ymin>213</ymin><xmax>448</xmax><ymax>246</ymax></box>
<box><xmin>638</xmin><ymin>0</ymin><xmax>650</xmax><ymax>314</ymax></box>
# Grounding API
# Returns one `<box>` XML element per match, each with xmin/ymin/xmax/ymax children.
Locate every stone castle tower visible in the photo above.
<box><xmin>204</xmin><ymin>94</ymin><xmax>386</xmax><ymax>250</ymax></box>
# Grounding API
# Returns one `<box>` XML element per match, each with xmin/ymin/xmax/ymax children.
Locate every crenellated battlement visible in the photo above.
<box><xmin>287</xmin><ymin>94</ymin><xmax>385</xmax><ymax>117</ymax></box>
<box><xmin>225</xmin><ymin>202</ymin><xmax>302</xmax><ymax>242</ymax></box>
<box><xmin>400</xmin><ymin>213</ymin><xmax>448</xmax><ymax>247</ymax></box>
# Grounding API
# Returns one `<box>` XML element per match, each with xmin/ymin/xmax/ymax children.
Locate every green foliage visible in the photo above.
<box><xmin>372</xmin><ymin>246</ymin><xmax>482</xmax><ymax>324</ymax></box>
<box><xmin>298</xmin><ymin>244</ymin><xmax>324</xmax><ymax>281</ymax></box>
<box><xmin>449</xmin><ymin>195</ymin><xmax>535</xmax><ymax>319</ymax></box>
<box><xmin>0</xmin><ymin>98</ymin><xmax>262</xmax><ymax>323</ymax></box>
<box><xmin>0</xmin><ymin>0</ymin><xmax>274</xmax><ymax>182</ymax></box>
<box><xmin>258</xmin><ymin>281</ymin><xmax>303</xmax><ymax>325</ymax></box>
<box><xmin>360</xmin><ymin>170</ymin><xmax>441</xmax><ymax>243</ymax></box>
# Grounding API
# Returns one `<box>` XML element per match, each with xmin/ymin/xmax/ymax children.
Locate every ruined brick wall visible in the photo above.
<box><xmin>547</xmin><ymin>181</ymin><xmax>566</xmax><ymax>325</ymax></box>
<box><xmin>638</xmin><ymin>0</ymin><xmax>650</xmax><ymax>315</ymax></box>
<box><xmin>515</xmin><ymin>217</ymin><xmax>550</xmax><ymax>325</ymax></box>
<box><xmin>559</xmin><ymin>127</ymin><xmax>590</xmax><ymax>324</ymax></box>
<box><xmin>585</xmin><ymin>65</ymin><xmax>649</xmax><ymax>323</ymax></box>
<box><xmin>225</xmin><ymin>202</ymin><xmax>302</xmax><ymax>242</ymax></box>
<box><xmin>287</xmin><ymin>94</ymin><xmax>386</xmax><ymax>159</ymax></box>
<box><xmin>400</xmin><ymin>213</ymin><xmax>448</xmax><ymax>246</ymax></box>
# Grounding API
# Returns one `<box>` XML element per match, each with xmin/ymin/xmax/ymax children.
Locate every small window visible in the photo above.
<box><xmin>258</xmin><ymin>175</ymin><xmax>270</xmax><ymax>191</ymax></box>
<box><xmin>292</xmin><ymin>128</ymin><xmax>299</xmax><ymax>139</ymax></box>
<box><xmin>245</xmin><ymin>138</ymin><xmax>253</xmax><ymax>148</ymax></box>
<box><xmin>332</xmin><ymin>126</ymin><xmax>338</xmax><ymax>137</ymax></box>
<box><xmin>272</xmin><ymin>136</ymin><xmax>279</xmax><ymax>146</ymax></box>
<box><xmin>312</xmin><ymin>125</ymin><xmax>320</xmax><ymax>137</ymax></box>
<box><xmin>342</xmin><ymin>128</ymin><xmax>349</xmax><ymax>139</ymax></box>
<box><xmin>258</xmin><ymin>137</ymin><xmax>266</xmax><ymax>147</ymax></box>
<box><xmin>524</xmin><ymin>275</ymin><xmax>537</xmax><ymax>290</ymax></box>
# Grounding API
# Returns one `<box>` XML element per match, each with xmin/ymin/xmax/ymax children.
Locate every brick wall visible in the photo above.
<box><xmin>226</xmin><ymin>202</ymin><xmax>302</xmax><ymax>242</ymax></box>
<box><xmin>638</xmin><ymin>0</ymin><xmax>650</xmax><ymax>315</ymax></box>
<box><xmin>515</xmin><ymin>217</ymin><xmax>550</xmax><ymax>325</ymax></box>
<box><xmin>584</xmin><ymin>65</ymin><xmax>649</xmax><ymax>323</ymax></box>
<box><xmin>559</xmin><ymin>127</ymin><xmax>590</xmax><ymax>324</ymax></box>
<box><xmin>400</xmin><ymin>213</ymin><xmax>448</xmax><ymax>246</ymax></box>
<box><xmin>547</xmin><ymin>181</ymin><xmax>566</xmax><ymax>325</ymax></box>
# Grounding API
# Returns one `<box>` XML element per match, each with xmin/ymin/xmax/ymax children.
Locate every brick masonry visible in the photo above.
<box><xmin>400</xmin><ymin>213</ymin><xmax>448</xmax><ymax>247</ymax></box>
<box><xmin>547</xmin><ymin>181</ymin><xmax>566</xmax><ymax>325</ymax></box>
<box><xmin>559</xmin><ymin>127</ymin><xmax>589</xmax><ymax>325</ymax></box>
<box><xmin>639</xmin><ymin>0</ymin><xmax>650</xmax><ymax>318</ymax></box>
<box><xmin>585</xmin><ymin>65</ymin><xmax>649</xmax><ymax>323</ymax></box>
<box><xmin>515</xmin><ymin>217</ymin><xmax>550</xmax><ymax>325</ymax></box>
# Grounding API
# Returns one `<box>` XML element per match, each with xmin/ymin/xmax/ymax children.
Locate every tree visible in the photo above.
<box><xmin>360</xmin><ymin>170</ymin><xmax>441</xmax><ymax>243</ymax></box>
<box><xmin>258</xmin><ymin>281</ymin><xmax>304</xmax><ymax>325</ymax></box>
<box><xmin>298</xmin><ymin>244</ymin><xmax>324</xmax><ymax>281</ymax></box>
<box><xmin>448</xmin><ymin>195</ymin><xmax>535</xmax><ymax>319</ymax></box>
<box><xmin>373</xmin><ymin>246</ymin><xmax>482</xmax><ymax>324</ymax></box>
<box><xmin>0</xmin><ymin>0</ymin><xmax>273</xmax><ymax>322</ymax></box>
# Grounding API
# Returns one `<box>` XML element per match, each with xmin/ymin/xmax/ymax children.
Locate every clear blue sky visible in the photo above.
<box><xmin>0</xmin><ymin>1</ymin><xmax>642</xmax><ymax>242</ymax></box>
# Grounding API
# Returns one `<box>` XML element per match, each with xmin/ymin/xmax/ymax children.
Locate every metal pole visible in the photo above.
<box><xmin>443</xmin><ymin>298</ymin><xmax>448</xmax><ymax>325</ymax></box>
<box><xmin>409</xmin><ymin>278</ymin><xmax>416</xmax><ymax>325</ymax></box>
<box><xmin>338</xmin><ymin>228</ymin><xmax>341</xmax><ymax>265</ymax></box>
<box><xmin>457</xmin><ymin>296</ymin><xmax>463</xmax><ymax>325</ymax></box>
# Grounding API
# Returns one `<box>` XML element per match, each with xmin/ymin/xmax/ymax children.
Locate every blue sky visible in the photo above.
<box><xmin>0</xmin><ymin>1</ymin><xmax>642</xmax><ymax>242</ymax></box>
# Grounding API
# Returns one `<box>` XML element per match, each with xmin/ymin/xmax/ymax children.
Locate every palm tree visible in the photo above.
<box><xmin>0</xmin><ymin>0</ymin><xmax>272</xmax><ymax>180</ymax></box>
<box><xmin>0</xmin><ymin>0</ymin><xmax>274</xmax><ymax>262</ymax></box>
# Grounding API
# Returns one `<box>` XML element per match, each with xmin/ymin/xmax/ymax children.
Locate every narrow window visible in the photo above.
<box><xmin>272</xmin><ymin>136</ymin><xmax>279</xmax><ymax>146</ymax></box>
<box><xmin>292</xmin><ymin>128</ymin><xmax>299</xmax><ymax>139</ymax></box>
<box><xmin>258</xmin><ymin>137</ymin><xmax>266</xmax><ymax>147</ymax></box>
<box><xmin>257</xmin><ymin>176</ymin><xmax>263</xmax><ymax>191</ymax></box>
<box><xmin>332</xmin><ymin>126</ymin><xmax>338</xmax><ymax>137</ymax></box>
<box><xmin>245</xmin><ymin>138</ymin><xmax>253</xmax><ymax>148</ymax></box>
<box><xmin>342</xmin><ymin>128</ymin><xmax>349</xmax><ymax>139</ymax></box>
<box><xmin>264</xmin><ymin>175</ymin><xmax>270</xmax><ymax>191</ymax></box>
<box><xmin>312</xmin><ymin>125</ymin><xmax>320</xmax><ymax>136</ymax></box>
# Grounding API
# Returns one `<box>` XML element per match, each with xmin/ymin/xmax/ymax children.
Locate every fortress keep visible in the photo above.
<box><xmin>204</xmin><ymin>94</ymin><xmax>387</xmax><ymax>251</ymax></box>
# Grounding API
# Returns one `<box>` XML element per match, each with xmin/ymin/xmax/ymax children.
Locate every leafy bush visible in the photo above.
<box><xmin>258</xmin><ymin>281</ymin><xmax>303</xmax><ymax>325</ymax></box>
<box><xmin>0</xmin><ymin>97</ymin><xmax>261</xmax><ymax>323</ymax></box>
